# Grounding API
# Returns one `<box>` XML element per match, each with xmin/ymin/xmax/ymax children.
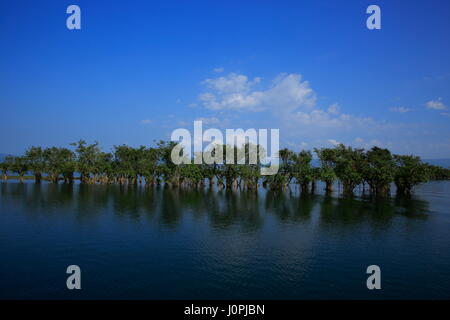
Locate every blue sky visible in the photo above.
<box><xmin>1</xmin><ymin>0</ymin><xmax>449</xmax><ymax>157</ymax></box>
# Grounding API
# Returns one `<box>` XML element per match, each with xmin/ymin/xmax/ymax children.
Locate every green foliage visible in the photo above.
<box><xmin>292</xmin><ymin>150</ymin><xmax>314</xmax><ymax>192</ymax></box>
<box><xmin>314</xmin><ymin>147</ymin><xmax>337</xmax><ymax>192</ymax></box>
<box><xmin>71</xmin><ymin>140</ymin><xmax>101</xmax><ymax>183</ymax></box>
<box><xmin>2</xmin><ymin>140</ymin><xmax>449</xmax><ymax>197</ymax></box>
<box><xmin>0</xmin><ymin>156</ymin><xmax>13</xmax><ymax>179</ymax></box>
<box><xmin>24</xmin><ymin>146</ymin><xmax>45</xmax><ymax>181</ymax></box>
<box><xmin>361</xmin><ymin>147</ymin><xmax>396</xmax><ymax>195</ymax></box>
<box><xmin>42</xmin><ymin>147</ymin><xmax>76</xmax><ymax>183</ymax></box>
<box><xmin>264</xmin><ymin>148</ymin><xmax>294</xmax><ymax>189</ymax></box>
<box><xmin>425</xmin><ymin>163</ymin><xmax>450</xmax><ymax>180</ymax></box>
<box><xmin>155</xmin><ymin>140</ymin><xmax>180</xmax><ymax>185</ymax></box>
<box><xmin>334</xmin><ymin>145</ymin><xmax>365</xmax><ymax>195</ymax></box>
<box><xmin>10</xmin><ymin>156</ymin><xmax>29</xmax><ymax>180</ymax></box>
<box><xmin>394</xmin><ymin>155</ymin><xmax>429</xmax><ymax>195</ymax></box>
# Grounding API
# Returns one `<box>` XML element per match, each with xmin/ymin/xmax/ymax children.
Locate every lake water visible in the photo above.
<box><xmin>1</xmin><ymin>181</ymin><xmax>449</xmax><ymax>299</ymax></box>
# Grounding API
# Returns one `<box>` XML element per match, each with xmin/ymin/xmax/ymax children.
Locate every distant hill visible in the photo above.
<box><xmin>313</xmin><ymin>158</ymin><xmax>450</xmax><ymax>168</ymax></box>
<box><xmin>423</xmin><ymin>159</ymin><xmax>450</xmax><ymax>168</ymax></box>
<box><xmin>0</xmin><ymin>153</ymin><xmax>12</xmax><ymax>162</ymax></box>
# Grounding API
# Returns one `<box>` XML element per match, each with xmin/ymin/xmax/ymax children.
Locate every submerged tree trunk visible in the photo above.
<box><xmin>301</xmin><ymin>182</ymin><xmax>309</xmax><ymax>194</ymax></box>
<box><xmin>34</xmin><ymin>173</ymin><xmax>42</xmax><ymax>183</ymax></box>
<box><xmin>342</xmin><ymin>182</ymin><xmax>355</xmax><ymax>196</ymax></box>
<box><xmin>395</xmin><ymin>182</ymin><xmax>412</xmax><ymax>196</ymax></box>
<box><xmin>51</xmin><ymin>174</ymin><xmax>59</xmax><ymax>184</ymax></box>
<box><xmin>325</xmin><ymin>180</ymin><xmax>333</xmax><ymax>193</ymax></box>
<box><xmin>374</xmin><ymin>184</ymin><xmax>390</xmax><ymax>196</ymax></box>
<box><xmin>311</xmin><ymin>180</ymin><xmax>316</xmax><ymax>194</ymax></box>
<box><xmin>80</xmin><ymin>173</ymin><xmax>87</xmax><ymax>184</ymax></box>
<box><xmin>225</xmin><ymin>176</ymin><xmax>233</xmax><ymax>189</ymax></box>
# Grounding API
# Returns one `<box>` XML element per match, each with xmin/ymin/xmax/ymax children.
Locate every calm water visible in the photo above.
<box><xmin>0</xmin><ymin>181</ymin><xmax>449</xmax><ymax>299</ymax></box>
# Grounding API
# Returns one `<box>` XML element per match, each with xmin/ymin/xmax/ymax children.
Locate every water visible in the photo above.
<box><xmin>0</xmin><ymin>181</ymin><xmax>449</xmax><ymax>299</ymax></box>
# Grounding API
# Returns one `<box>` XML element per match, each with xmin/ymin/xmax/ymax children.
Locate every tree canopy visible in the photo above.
<box><xmin>1</xmin><ymin>141</ymin><xmax>448</xmax><ymax>197</ymax></box>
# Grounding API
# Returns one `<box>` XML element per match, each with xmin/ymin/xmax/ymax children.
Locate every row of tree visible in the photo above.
<box><xmin>1</xmin><ymin>140</ymin><xmax>449</xmax><ymax>196</ymax></box>
<box><xmin>269</xmin><ymin>145</ymin><xmax>450</xmax><ymax>196</ymax></box>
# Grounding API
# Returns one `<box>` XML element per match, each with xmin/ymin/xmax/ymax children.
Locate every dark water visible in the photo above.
<box><xmin>0</xmin><ymin>181</ymin><xmax>449</xmax><ymax>299</ymax></box>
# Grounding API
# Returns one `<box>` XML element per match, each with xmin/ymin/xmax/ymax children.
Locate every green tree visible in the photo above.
<box><xmin>394</xmin><ymin>155</ymin><xmax>429</xmax><ymax>195</ymax></box>
<box><xmin>43</xmin><ymin>147</ymin><xmax>75</xmax><ymax>183</ymax></box>
<box><xmin>425</xmin><ymin>163</ymin><xmax>450</xmax><ymax>180</ymax></box>
<box><xmin>24</xmin><ymin>146</ymin><xmax>45</xmax><ymax>183</ymax></box>
<box><xmin>238</xmin><ymin>143</ymin><xmax>264</xmax><ymax>190</ymax></box>
<box><xmin>292</xmin><ymin>150</ymin><xmax>314</xmax><ymax>193</ymax></box>
<box><xmin>264</xmin><ymin>148</ymin><xmax>294</xmax><ymax>190</ymax></box>
<box><xmin>3</xmin><ymin>140</ymin><xmax>450</xmax><ymax>195</ymax></box>
<box><xmin>0</xmin><ymin>156</ymin><xmax>13</xmax><ymax>180</ymax></box>
<box><xmin>314</xmin><ymin>147</ymin><xmax>337</xmax><ymax>193</ymax></box>
<box><xmin>58</xmin><ymin>148</ymin><xmax>76</xmax><ymax>183</ymax></box>
<box><xmin>10</xmin><ymin>156</ymin><xmax>29</xmax><ymax>182</ymax></box>
<box><xmin>332</xmin><ymin>144</ymin><xmax>364</xmax><ymax>195</ymax></box>
<box><xmin>155</xmin><ymin>140</ymin><xmax>181</xmax><ymax>186</ymax></box>
<box><xmin>71</xmin><ymin>140</ymin><xmax>101</xmax><ymax>183</ymax></box>
<box><xmin>362</xmin><ymin>147</ymin><xmax>396</xmax><ymax>196</ymax></box>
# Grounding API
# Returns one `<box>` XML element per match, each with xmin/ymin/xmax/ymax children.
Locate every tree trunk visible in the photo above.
<box><xmin>311</xmin><ymin>180</ymin><xmax>316</xmax><ymax>194</ymax></box>
<box><xmin>301</xmin><ymin>182</ymin><xmax>309</xmax><ymax>194</ymax></box>
<box><xmin>343</xmin><ymin>184</ymin><xmax>354</xmax><ymax>196</ymax></box>
<box><xmin>325</xmin><ymin>181</ymin><xmax>333</xmax><ymax>193</ymax></box>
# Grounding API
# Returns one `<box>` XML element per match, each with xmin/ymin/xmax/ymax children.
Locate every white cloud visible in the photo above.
<box><xmin>177</xmin><ymin>120</ymin><xmax>189</xmax><ymax>126</ymax></box>
<box><xmin>426</xmin><ymin>98</ymin><xmax>447</xmax><ymax>110</ymax></box>
<box><xmin>390</xmin><ymin>106</ymin><xmax>411</xmax><ymax>113</ymax></box>
<box><xmin>193</xmin><ymin>71</ymin><xmax>450</xmax><ymax>158</ymax></box>
<box><xmin>369</xmin><ymin>139</ymin><xmax>383</xmax><ymax>147</ymax></box>
<box><xmin>289</xmin><ymin>108</ymin><xmax>374</xmax><ymax>130</ymax></box>
<box><xmin>424</xmin><ymin>73</ymin><xmax>450</xmax><ymax>81</ymax></box>
<box><xmin>213</xmin><ymin>67</ymin><xmax>224</xmax><ymax>73</ymax></box>
<box><xmin>199</xmin><ymin>72</ymin><xmax>380</xmax><ymax>147</ymax></box>
<box><xmin>287</xmin><ymin>141</ymin><xmax>309</xmax><ymax>150</ymax></box>
<box><xmin>202</xmin><ymin>73</ymin><xmax>259</xmax><ymax>94</ymax></box>
<box><xmin>194</xmin><ymin>117</ymin><xmax>220</xmax><ymax>125</ymax></box>
<box><xmin>140</xmin><ymin>119</ymin><xmax>152</xmax><ymax>125</ymax></box>
<box><xmin>199</xmin><ymin>73</ymin><xmax>316</xmax><ymax>112</ymax></box>
<box><xmin>328</xmin><ymin>139</ymin><xmax>340</xmax><ymax>146</ymax></box>
<box><xmin>327</xmin><ymin>103</ymin><xmax>340</xmax><ymax>114</ymax></box>
<box><xmin>199</xmin><ymin>91</ymin><xmax>264</xmax><ymax>111</ymax></box>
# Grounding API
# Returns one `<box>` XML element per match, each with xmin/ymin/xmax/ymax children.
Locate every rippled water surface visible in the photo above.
<box><xmin>1</xmin><ymin>181</ymin><xmax>449</xmax><ymax>299</ymax></box>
